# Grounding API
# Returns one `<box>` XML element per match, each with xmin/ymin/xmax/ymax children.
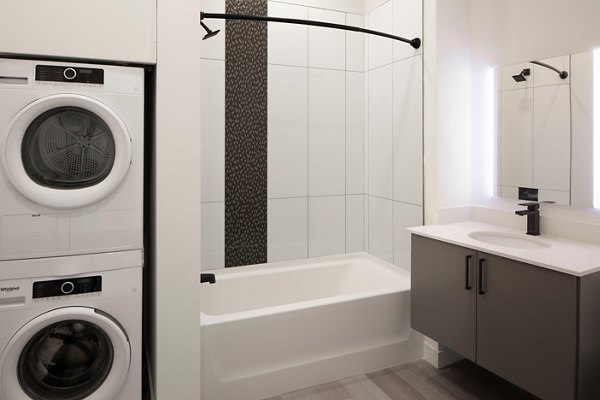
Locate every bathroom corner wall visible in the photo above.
<box><xmin>364</xmin><ymin>0</ymin><xmax>424</xmax><ymax>270</ymax></box>
<box><xmin>200</xmin><ymin>0</ymin><xmax>367</xmax><ymax>269</ymax></box>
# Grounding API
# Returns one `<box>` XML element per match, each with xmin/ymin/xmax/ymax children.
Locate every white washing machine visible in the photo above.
<box><xmin>0</xmin><ymin>58</ymin><xmax>144</xmax><ymax>261</ymax></box>
<box><xmin>0</xmin><ymin>250</ymin><xmax>142</xmax><ymax>400</ymax></box>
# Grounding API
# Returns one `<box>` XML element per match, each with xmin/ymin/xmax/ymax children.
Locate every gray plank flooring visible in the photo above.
<box><xmin>265</xmin><ymin>360</ymin><xmax>540</xmax><ymax>400</ymax></box>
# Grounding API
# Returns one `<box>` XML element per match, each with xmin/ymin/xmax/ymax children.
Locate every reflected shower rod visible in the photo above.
<box><xmin>200</xmin><ymin>12</ymin><xmax>421</xmax><ymax>49</ymax></box>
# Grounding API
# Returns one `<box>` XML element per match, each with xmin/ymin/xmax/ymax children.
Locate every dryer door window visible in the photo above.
<box><xmin>17</xmin><ymin>320</ymin><xmax>114</xmax><ymax>400</ymax></box>
<box><xmin>21</xmin><ymin>107</ymin><xmax>117</xmax><ymax>189</ymax></box>
<box><xmin>0</xmin><ymin>307</ymin><xmax>131</xmax><ymax>400</ymax></box>
<box><xmin>4</xmin><ymin>94</ymin><xmax>132</xmax><ymax>209</ymax></box>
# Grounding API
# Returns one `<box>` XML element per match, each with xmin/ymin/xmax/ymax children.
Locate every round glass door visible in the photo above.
<box><xmin>17</xmin><ymin>320</ymin><xmax>114</xmax><ymax>400</ymax></box>
<box><xmin>3</xmin><ymin>94</ymin><xmax>132</xmax><ymax>209</ymax></box>
<box><xmin>0</xmin><ymin>307</ymin><xmax>130</xmax><ymax>400</ymax></box>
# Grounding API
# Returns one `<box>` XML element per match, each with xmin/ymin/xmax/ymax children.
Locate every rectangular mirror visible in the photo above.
<box><xmin>496</xmin><ymin>50</ymin><xmax>595</xmax><ymax>208</ymax></box>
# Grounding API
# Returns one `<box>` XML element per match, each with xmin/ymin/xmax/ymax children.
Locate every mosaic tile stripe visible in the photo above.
<box><xmin>224</xmin><ymin>0</ymin><xmax>268</xmax><ymax>267</ymax></box>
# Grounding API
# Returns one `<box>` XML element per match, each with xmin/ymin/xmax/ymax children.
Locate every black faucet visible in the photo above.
<box><xmin>515</xmin><ymin>202</ymin><xmax>540</xmax><ymax>236</ymax></box>
<box><xmin>200</xmin><ymin>273</ymin><xmax>216</xmax><ymax>284</ymax></box>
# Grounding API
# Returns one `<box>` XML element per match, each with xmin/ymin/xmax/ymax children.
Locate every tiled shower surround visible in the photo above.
<box><xmin>200</xmin><ymin>0</ymin><xmax>423</xmax><ymax>270</ymax></box>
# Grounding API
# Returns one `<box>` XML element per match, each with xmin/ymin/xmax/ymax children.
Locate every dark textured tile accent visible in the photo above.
<box><xmin>224</xmin><ymin>0</ymin><xmax>268</xmax><ymax>268</ymax></box>
<box><xmin>225</xmin><ymin>200</ymin><xmax>268</xmax><ymax>248</ymax></box>
<box><xmin>225</xmin><ymin>244</ymin><xmax>267</xmax><ymax>267</ymax></box>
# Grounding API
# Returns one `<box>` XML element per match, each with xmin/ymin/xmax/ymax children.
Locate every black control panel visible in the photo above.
<box><xmin>35</xmin><ymin>65</ymin><xmax>104</xmax><ymax>84</ymax></box>
<box><xmin>33</xmin><ymin>276</ymin><xmax>102</xmax><ymax>299</ymax></box>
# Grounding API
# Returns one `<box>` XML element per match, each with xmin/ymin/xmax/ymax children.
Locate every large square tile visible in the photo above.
<box><xmin>393</xmin><ymin>0</ymin><xmax>422</xmax><ymax>61</ymax></box>
<box><xmin>308</xmin><ymin>69</ymin><xmax>346</xmax><ymax>196</ymax></box>
<box><xmin>268</xmin><ymin>198</ymin><xmax>308</xmax><ymax>262</ymax></box>
<box><xmin>346</xmin><ymin>195</ymin><xmax>365</xmax><ymax>253</ymax></box>
<box><xmin>368</xmin><ymin>64</ymin><xmax>393</xmax><ymax>199</ymax></box>
<box><xmin>368</xmin><ymin>195</ymin><xmax>393</xmax><ymax>263</ymax></box>
<box><xmin>346</xmin><ymin>71</ymin><xmax>365</xmax><ymax>195</ymax></box>
<box><xmin>346</xmin><ymin>13</ymin><xmax>365</xmax><ymax>72</ymax></box>
<box><xmin>268</xmin><ymin>65</ymin><xmax>308</xmax><ymax>198</ymax></box>
<box><xmin>268</xmin><ymin>2</ymin><xmax>308</xmax><ymax>67</ymax></box>
<box><xmin>308</xmin><ymin>8</ymin><xmax>346</xmax><ymax>70</ymax></box>
<box><xmin>309</xmin><ymin>196</ymin><xmax>346</xmax><ymax>257</ymax></box>
<box><xmin>393</xmin><ymin>55</ymin><xmax>422</xmax><ymax>205</ymax></box>
<box><xmin>368</xmin><ymin>1</ymin><xmax>393</xmax><ymax>70</ymax></box>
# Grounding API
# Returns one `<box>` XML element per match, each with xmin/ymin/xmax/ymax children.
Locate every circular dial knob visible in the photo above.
<box><xmin>63</xmin><ymin>68</ymin><xmax>77</xmax><ymax>80</ymax></box>
<box><xmin>60</xmin><ymin>281</ymin><xmax>75</xmax><ymax>295</ymax></box>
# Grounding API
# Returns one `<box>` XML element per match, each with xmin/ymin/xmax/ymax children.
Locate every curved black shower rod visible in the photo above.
<box><xmin>530</xmin><ymin>60</ymin><xmax>568</xmax><ymax>79</ymax></box>
<box><xmin>200</xmin><ymin>11</ymin><xmax>421</xmax><ymax>49</ymax></box>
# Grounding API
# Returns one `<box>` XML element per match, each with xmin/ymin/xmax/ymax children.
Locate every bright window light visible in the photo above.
<box><xmin>594</xmin><ymin>49</ymin><xmax>600</xmax><ymax>208</ymax></box>
<box><xmin>484</xmin><ymin>67</ymin><xmax>497</xmax><ymax>198</ymax></box>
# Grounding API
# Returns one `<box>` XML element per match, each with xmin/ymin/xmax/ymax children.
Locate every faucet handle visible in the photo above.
<box><xmin>518</xmin><ymin>202</ymin><xmax>540</xmax><ymax>210</ymax></box>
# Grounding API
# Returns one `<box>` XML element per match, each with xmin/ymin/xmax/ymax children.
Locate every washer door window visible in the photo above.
<box><xmin>0</xmin><ymin>307</ymin><xmax>131</xmax><ymax>400</ymax></box>
<box><xmin>4</xmin><ymin>94</ymin><xmax>132</xmax><ymax>209</ymax></box>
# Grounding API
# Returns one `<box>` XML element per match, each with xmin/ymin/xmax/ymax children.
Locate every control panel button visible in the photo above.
<box><xmin>60</xmin><ymin>281</ymin><xmax>75</xmax><ymax>295</ymax></box>
<box><xmin>63</xmin><ymin>68</ymin><xmax>77</xmax><ymax>80</ymax></box>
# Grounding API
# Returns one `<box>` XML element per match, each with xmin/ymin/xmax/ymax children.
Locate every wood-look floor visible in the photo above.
<box><xmin>265</xmin><ymin>360</ymin><xmax>539</xmax><ymax>400</ymax></box>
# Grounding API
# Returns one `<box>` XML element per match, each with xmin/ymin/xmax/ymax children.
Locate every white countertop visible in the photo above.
<box><xmin>408</xmin><ymin>221</ymin><xmax>600</xmax><ymax>277</ymax></box>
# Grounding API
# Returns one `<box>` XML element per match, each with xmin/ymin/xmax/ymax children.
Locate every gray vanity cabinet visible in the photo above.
<box><xmin>411</xmin><ymin>235</ymin><xmax>477</xmax><ymax>361</ymax></box>
<box><xmin>411</xmin><ymin>234</ymin><xmax>600</xmax><ymax>400</ymax></box>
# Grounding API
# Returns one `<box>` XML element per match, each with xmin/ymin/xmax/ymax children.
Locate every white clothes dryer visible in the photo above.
<box><xmin>0</xmin><ymin>251</ymin><xmax>142</xmax><ymax>400</ymax></box>
<box><xmin>0</xmin><ymin>59</ymin><xmax>144</xmax><ymax>260</ymax></box>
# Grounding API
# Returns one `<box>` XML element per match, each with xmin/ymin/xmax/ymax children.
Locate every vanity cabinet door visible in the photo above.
<box><xmin>476</xmin><ymin>252</ymin><xmax>578</xmax><ymax>400</ymax></box>
<box><xmin>411</xmin><ymin>235</ymin><xmax>477</xmax><ymax>361</ymax></box>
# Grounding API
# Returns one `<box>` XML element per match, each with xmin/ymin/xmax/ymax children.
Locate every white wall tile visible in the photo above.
<box><xmin>393</xmin><ymin>55</ymin><xmax>423</xmax><ymax>205</ymax></box>
<box><xmin>533</xmin><ymin>84</ymin><xmax>571</xmax><ymax>192</ymax></box>
<box><xmin>268</xmin><ymin>2</ymin><xmax>308</xmax><ymax>67</ymax></box>
<box><xmin>346</xmin><ymin>13</ymin><xmax>364</xmax><ymax>72</ymax></box>
<box><xmin>200</xmin><ymin>59</ymin><xmax>225</xmax><ymax>202</ymax></box>
<box><xmin>268</xmin><ymin>65</ymin><xmax>308</xmax><ymax>198</ymax></box>
<box><xmin>393</xmin><ymin>201</ymin><xmax>422</xmax><ymax>269</ymax></box>
<box><xmin>346</xmin><ymin>195</ymin><xmax>365</xmax><ymax>253</ymax></box>
<box><xmin>368</xmin><ymin>1</ymin><xmax>393</xmax><ymax>70</ymax></box>
<box><xmin>309</xmin><ymin>68</ymin><xmax>346</xmax><ymax>196</ymax></box>
<box><xmin>308</xmin><ymin>8</ymin><xmax>346</xmax><ymax>70</ymax></box>
<box><xmin>309</xmin><ymin>196</ymin><xmax>346</xmax><ymax>257</ymax></box>
<box><xmin>498</xmin><ymin>185</ymin><xmax>518</xmax><ymax>200</ymax></box>
<box><xmin>368</xmin><ymin>64</ymin><xmax>393</xmax><ymax>199</ymax></box>
<box><xmin>200</xmin><ymin>0</ymin><xmax>225</xmax><ymax>60</ymax></box>
<box><xmin>201</xmin><ymin>202</ymin><xmax>224</xmax><ymax>270</ymax></box>
<box><xmin>368</xmin><ymin>196</ymin><xmax>393</xmax><ymax>263</ymax></box>
<box><xmin>533</xmin><ymin>55</ymin><xmax>570</xmax><ymax>87</ymax></box>
<box><xmin>346</xmin><ymin>71</ymin><xmax>364</xmax><ymax>195</ymax></box>
<box><xmin>392</xmin><ymin>0</ymin><xmax>422</xmax><ymax>62</ymax></box>
<box><xmin>268</xmin><ymin>198</ymin><xmax>308</xmax><ymax>262</ymax></box>
<box><xmin>498</xmin><ymin>88</ymin><xmax>533</xmax><ymax>189</ymax></box>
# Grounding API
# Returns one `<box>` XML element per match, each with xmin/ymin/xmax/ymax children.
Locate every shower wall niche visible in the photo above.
<box><xmin>199</xmin><ymin>0</ymin><xmax>423</xmax><ymax>270</ymax></box>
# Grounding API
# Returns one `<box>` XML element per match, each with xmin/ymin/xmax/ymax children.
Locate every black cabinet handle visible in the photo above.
<box><xmin>465</xmin><ymin>255</ymin><xmax>472</xmax><ymax>290</ymax></box>
<box><xmin>478</xmin><ymin>259</ymin><xmax>486</xmax><ymax>295</ymax></box>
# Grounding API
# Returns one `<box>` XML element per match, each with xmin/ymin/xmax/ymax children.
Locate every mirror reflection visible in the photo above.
<box><xmin>496</xmin><ymin>51</ymin><xmax>594</xmax><ymax>208</ymax></box>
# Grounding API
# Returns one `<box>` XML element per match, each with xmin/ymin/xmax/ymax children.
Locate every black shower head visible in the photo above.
<box><xmin>200</xmin><ymin>20</ymin><xmax>220</xmax><ymax>40</ymax></box>
<box><xmin>512</xmin><ymin>68</ymin><xmax>530</xmax><ymax>82</ymax></box>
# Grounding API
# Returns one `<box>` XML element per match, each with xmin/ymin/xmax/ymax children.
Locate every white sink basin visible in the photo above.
<box><xmin>468</xmin><ymin>231</ymin><xmax>550</xmax><ymax>249</ymax></box>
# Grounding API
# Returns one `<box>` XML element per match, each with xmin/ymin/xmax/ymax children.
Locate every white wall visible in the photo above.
<box><xmin>423</xmin><ymin>0</ymin><xmax>472</xmax><ymax>224</ymax></box>
<box><xmin>0</xmin><ymin>0</ymin><xmax>156</xmax><ymax>64</ymax></box>
<box><xmin>153</xmin><ymin>0</ymin><xmax>202</xmax><ymax>398</ymax></box>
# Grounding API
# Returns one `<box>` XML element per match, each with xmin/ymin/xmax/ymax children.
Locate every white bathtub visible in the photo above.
<box><xmin>200</xmin><ymin>253</ymin><xmax>423</xmax><ymax>400</ymax></box>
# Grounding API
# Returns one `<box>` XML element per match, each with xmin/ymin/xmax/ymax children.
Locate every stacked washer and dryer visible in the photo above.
<box><xmin>0</xmin><ymin>59</ymin><xmax>144</xmax><ymax>400</ymax></box>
